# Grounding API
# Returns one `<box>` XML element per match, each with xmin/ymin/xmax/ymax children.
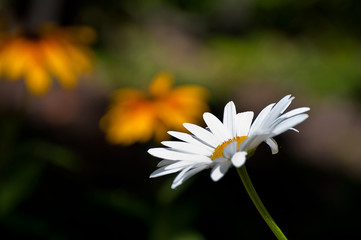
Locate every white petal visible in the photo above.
<box><xmin>231</xmin><ymin>151</ymin><xmax>247</xmax><ymax>167</ymax></box>
<box><xmin>290</xmin><ymin>128</ymin><xmax>299</xmax><ymax>133</ymax></box>
<box><xmin>268</xmin><ymin>95</ymin><xmax>294</xmax><ymax>122</ymax></box>
<box><xmin>161</xmin><ymin>141</ymin><xmax>213</xmax><ymax>156</ymax></box>
<box><xmin>157</xmin><ymin>159</ymin><xmax>173</xmax><ymax>167</ymax></box>
<box><xmin>223</xmin><ymin>141</ymin><xmax>237</xmax><ymax>159</ymax></box>
<box><xmin>251</xmin><ymin>95</ymin><xmax>293</xmax><ymax>134</ymax></box>
<box><xmin>148</xmin><ymin>148</ymin><xmax>211</xmax><ymax>162</ymax></box>
<box><xmin>249</xmin><ymin>103</ymin><xmax>275</xmax><ymax>135</ymax></box>
<box><xmin>210</xmin><ymin>161</ymin><xmax>231</xmax><ymax>182</ymax></box>
<box><xmin>171</xmin><ymin>165</ymin><xmax>209</xmax><ymax>189</ymax></box>
<box><xmin>272</xmin><ymin>114</ymin><xmax>309</xmax><ymax>136</ymax></box>
<box><xmin>150</xmin><ymin>166</ymin><xmax>183</xmax><ymax>178</ymax></box>
<box><xmin>172</xmin><ymin>163</ymin><xmax>208</xmax><ymax>186</ymax></box>
<box><xmin>270</xmin><ymin>107</ymin><xmax>310</xmax><ymax>128</ymax></box>
<box><xmin>223</xmin><ymin>101</ymin><xmax>237</xmax><ymax>138</ymax></box>
<box><xmin>265</xmin><ymin>138</ymin><xmax>278</xmax><ymax>154</ymax></box>
<box><xmin>267</xmin><ymin>95</ymin><xmax>293</xmax><ymax>122</ymax></box>
<box><xmin>168</xmin><ymin>131</ymin><xmax>214</xmax><ymax>149</ymax></box>
<box><xmin>239</xmin><ymin>134</ymin><xmax>269</xmax><ymax>151</ymax></box>
<box><xmin>183</xmin><ymin>123</ymin><xmax>220</xmax><ymax>147</ymax></box>
<box><xmin>236</xmin><ymin>111</ymin><xmax>254</xmax><ymax>137</ymax></box>
<box><xmin>164</xmin><ymin>160</ymin><xmax>210</xmax><ymax>170</ymax></box>
<box><xmin>172</xmin><ymin>166</ymin><xmax>192</xmax><ymax>184</ymax></box>
<box><xmin>281</xmin><ymin>107</ymin><xmax>310</xmax><ymax>119</ymax></box>
<box><xmin>203</xmin><ymin>112</ymin><xmax>232</xmax><ymax>142</ymax></box>
<box><xmin>212</xmin><ymin>156</ymin><xmax>228</xmax><ymax>164</ymax></box>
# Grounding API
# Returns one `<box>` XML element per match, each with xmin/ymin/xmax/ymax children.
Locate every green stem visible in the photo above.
<box><xmin>236</xmin><ymin>166</ymin><xmax>287</xmax><ymax>240</ymax></box>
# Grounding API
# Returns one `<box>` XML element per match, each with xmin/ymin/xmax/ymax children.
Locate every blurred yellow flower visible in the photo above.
<box><xmin>0</xmin><ymin>24</ymin><xmax>95</xmax><ymax>95</ymax></box>
<box><xmin>100</xmin><ymin>72</ymin><xmax>209</xmax><ymax>145</ymax></box>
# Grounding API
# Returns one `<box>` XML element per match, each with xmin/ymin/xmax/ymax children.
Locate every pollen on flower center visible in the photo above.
<box><xmin>210</xmin><ymin>136</ymin><xmax>248</xmax><ymax>160</ymax></box>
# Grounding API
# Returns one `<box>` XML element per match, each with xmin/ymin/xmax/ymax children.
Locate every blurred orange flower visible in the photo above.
<box><xmin>0</xmin><ymin>24</ymin><xmax>95</xmax><ymax>95</ymax></box>
<box><xmin>100</xmin><ymin>72</ymin><xmax>209</xmax><ymax>145</ymax></box>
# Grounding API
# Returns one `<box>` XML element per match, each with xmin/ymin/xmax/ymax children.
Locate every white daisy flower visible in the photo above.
<box><xmin>148</xmin><ymin>95</ymin><xmax>309</xmax><ymax>189</ymax></box>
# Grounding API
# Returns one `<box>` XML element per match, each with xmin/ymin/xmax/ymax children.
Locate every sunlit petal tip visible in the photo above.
<box><xmin>223</xmin><ymin>101</ymin><xmax>237</xmax><ymax>137</ymax></box>
<box><xmin>272</xmin><ymin>113</ymin><xmax>309</xmax><ymax>136</ymax></box>
<box><xmin>288</xmin><ymin>96</ymin><xmax>295</xmax><ymax>104</ymax></box>
<box><xmin>149</xmin><ymin>166</ymin><xmax>182</xmax><ymax>178</ymax></box>
<box><xmin>160</xmin><ymin>141</ymin><xmax>168</xmax><ymax>145</ymax></box>
<box><xmin>171</xmin><ymin>165</ymin><xmax>209</xmax><ymax>189</ymax></box>
<box><xmin>265</xmin><ymin>138</ymin><xmax>279</xmax><ymax>154</ymax></box>
<box><xmin>148</xmin><ymin>148</ymin><xmax>174</xmax><ymax>159</ymax></box>
<box><xmin>171</xmin><ymin>178</ymin><xmax>186</xmax><ymax>189</ymax></box>
<box><xmin>147</xmin><ymin>148</ymin><xmax>157</xmax><ymax>155</ymax></box>
<box><xmin>210</xmin><ymin>165</ymin><xmax>224</xmax><ymax>182</ymax></box>
<box><xmin>210</xmin><ymin>161</ymin><xmax>231</xmax><ymax>182</ymax></box>
<box><xmin>275</xmin><ymin>95</ymin><xmax>294</xmax><ymax>110</ymax></box>
<box><xmin>224</xmin><ymin>101</ymin><xmax>236</xmax><ymax>111</ymax></box>
<box><xmin>168</xmin><ymin>130</ymin><xmax>190</xmax><ymax>141</ymax></box>
<box><xmin>167</xmin><ymin>130</ymin><xmax>181</xmax><ymax>136</ymax></box>
<box><xmin>172</xmin><ymin>167</ymin><xmax>192</xmax><ymax>185</ymax></box>
<box><xmin>156</xmin><ymin>159</ymin><xmax>173</xmax><ymax>167</ymax></box>
<box><xmin>281</xmin><ymin>107</ymin><xmax>310</xmax><ymax>120</ymax></box>
<box><xmin>283</xmin><ymin>94</ymin><xmax>293</xmax><ymax>101</ymax></box>
<box><xmin>223</xmin><ymin>101</ymin><xmax>237</xmax><ymax>120</ymax></box>
<box><xmin>289</xmin><ymin>128</ymin><xmax>299</xmax><ymax>133</ymax></box>
<box><xmin>231</xmin><ymin>151</ymin><xmax>247</xmax><ymax>168</ymax></box>
<box><xmin>171</xmin><ymin>182</ymin><xmax>180</xmax><ymax>189</ymax></box>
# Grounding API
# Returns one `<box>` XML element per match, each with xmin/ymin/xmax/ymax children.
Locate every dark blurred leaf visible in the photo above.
<box><xmin>0</xmin><ymin>115</ymin><xmax>22</xmax><ymax>164</ymax></box>
<box><xmin>1</xmin><ymin>212</ymin><xmax>53</xmax><ymax>238</ymax></box>
<box><xmin>0</xmin><ymin>161</ymin><xmax>42</xmax><ymax>217</ymax></box>
<box><xmin>19</xmin><ymin>139</ymin><xmax>80</xmax><ymax>171</ymax></box>
<box><xmin>156</xmin><ymin>177</ymin><xmax>194</xmax><ymax>205</ymax></box>
<box><xmin>90</xmin><ymin>189</ymin><xmax>152</xmax><ymax>223</ymax></box>
<box><xmin>171</xmin><ymin>230</ymin><xmax>205</xmax><ymax>240</ymax></box>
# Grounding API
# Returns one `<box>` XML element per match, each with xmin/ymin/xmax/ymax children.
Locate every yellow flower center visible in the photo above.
<box><xmin>210</xmin><ymin>136</ymin><xmax>248</xmax><ymax>160</ymax></box>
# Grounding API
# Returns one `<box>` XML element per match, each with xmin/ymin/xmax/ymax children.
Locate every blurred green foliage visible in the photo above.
<box><xmin>99</xmin><ymin>28</ymin><xmax>361</xmax><ymax>100</ymax></box>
